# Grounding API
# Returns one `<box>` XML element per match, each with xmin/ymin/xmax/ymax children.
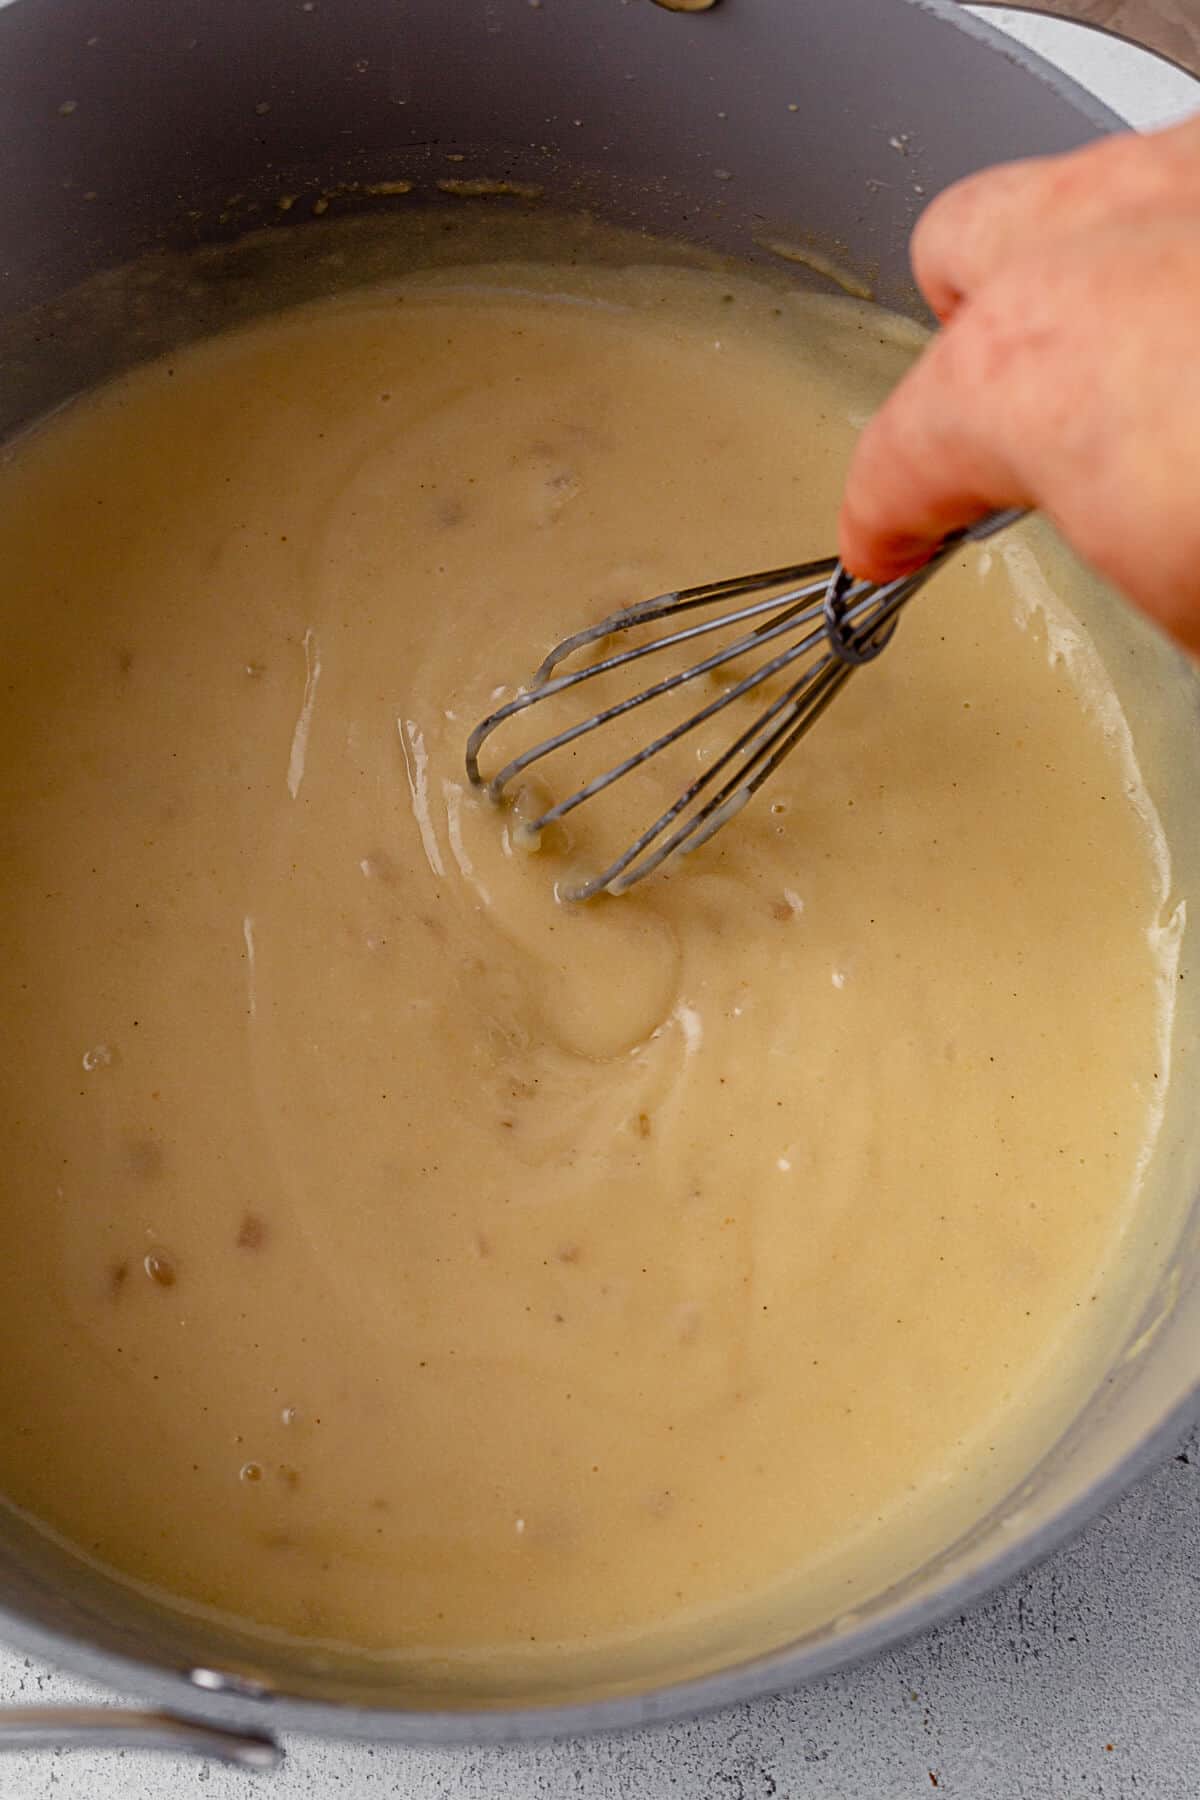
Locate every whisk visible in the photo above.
<box><xmin>465</xmin><ymin>509</ymin><xmax>1022</xmax><ymax>901</ymax></box>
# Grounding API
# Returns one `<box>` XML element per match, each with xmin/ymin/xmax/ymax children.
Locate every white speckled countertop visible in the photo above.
<box><xmin>2</xmin><ymin>13</ymin><xmax>1198</xmax><ymax>1799</ymax></box>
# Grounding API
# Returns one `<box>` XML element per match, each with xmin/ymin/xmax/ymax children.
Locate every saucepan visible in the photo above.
<box><xmin>1</xmin><ymin>0</ymin><xmax>1198</xmax><ymax>1767</ymax></box>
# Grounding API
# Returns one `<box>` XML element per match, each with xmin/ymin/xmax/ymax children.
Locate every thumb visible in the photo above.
<box><xmin>837</xmin><ymin>322</ymin><xmax>1033</xmax><ymax>582</ymax></box>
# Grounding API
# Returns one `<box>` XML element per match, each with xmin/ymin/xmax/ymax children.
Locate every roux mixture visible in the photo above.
<box><xmin>0</xmin><ymin>259</ymin><xmax>1181</xmax><ymax>1689</ymax></box>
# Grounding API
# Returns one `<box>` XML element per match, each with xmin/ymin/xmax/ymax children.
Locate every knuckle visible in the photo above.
<box><xmin>1062</xmin><ymin>127</ymin><xmax>1197</xmax><ymax>215</ymax></box>
<box><xmin>912</xmin><ymin>167</ymin><xmax>998</xmax><ymax>264</ymax></box>
<box><xmin>934</xmin><ymin>279</ymin><xmax>1074</xmax><ymax>477</ymax></box>
<box><xmin>912</xmin><ymin>165</ymin><xmax>998</xmax><ymax>251</ymax></box>
<box><xmin>939</xmin><ymin>290</ymin><xmax>1030</xmax><ymax>395</ymax></box>
<box><xmin>949</xmin><ymin>258</ymin><xmax>1073</xmax><ymax>393</ymax></box>
<box><xmin>911</xmin><ymin>157</ymin><xmax>1050</xmax><ymax>307</ymax></box>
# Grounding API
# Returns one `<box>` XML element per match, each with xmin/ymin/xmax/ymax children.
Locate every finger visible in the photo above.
<box><xmin>837</xmin><ymin>319</ymin><xmax>1033</xmax><ymax>582</ymax></box>
<box><xmin>911</xmin><ymin>125</ymin><xmax>1183</xmax><ymax>322</ymax></box>
<box><xmin>911</xmin><ymin>156</ymin><xmax>1052</xmax><ymax>321</ymax></box>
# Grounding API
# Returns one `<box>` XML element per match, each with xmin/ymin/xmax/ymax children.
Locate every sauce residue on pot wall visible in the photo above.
<box><xmin>0</xmin><ymin>258</ymin><xmax>1184</xmax><ymax>1693</ymax></box>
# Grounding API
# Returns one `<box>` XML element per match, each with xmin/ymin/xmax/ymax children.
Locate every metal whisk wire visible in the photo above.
<box><xmin>466</xmin><ymin>510</ymin><xmax>1021</xmax><ymax>901</ymax></box>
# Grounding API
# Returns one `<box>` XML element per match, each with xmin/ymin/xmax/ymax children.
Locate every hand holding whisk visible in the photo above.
<box><xmin>466</xmin><ymin>510</ymin><xmax>1022</xmax><ymax>901</ymax></box>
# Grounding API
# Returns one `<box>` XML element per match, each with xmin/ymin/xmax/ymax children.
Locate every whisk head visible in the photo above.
<box><xmin>465</xmin><ymin>512</ymin><xmax>1020</xmax><ymax>901</ymax></box>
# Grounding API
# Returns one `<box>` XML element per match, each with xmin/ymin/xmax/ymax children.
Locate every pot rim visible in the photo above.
<box><xmin>1</xmin><ymin>1380</ymin><xmax>1195</xmax><ymax>1745</ymax></box>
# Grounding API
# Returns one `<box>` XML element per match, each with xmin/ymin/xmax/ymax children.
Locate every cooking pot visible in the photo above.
<box><xmin>1</xmin><ymin>0</ymin><xmax>1198</xmax><ymax>1768</ymax></box>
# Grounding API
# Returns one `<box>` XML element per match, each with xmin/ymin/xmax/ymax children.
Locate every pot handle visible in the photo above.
<box><xmin>0</xmin><ymin>1706</ymin><xmax>280</xmax><ymax>1769</ymax></box>
<box><xmin>962</xmin><ymin>1</ymin><xmax>1200</xmax><ymax>82</ymax></box>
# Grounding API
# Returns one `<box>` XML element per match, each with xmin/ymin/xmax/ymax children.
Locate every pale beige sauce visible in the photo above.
<box><xmin>0</xmin><ymin>262</ymin><xmax>1178</xmax><ymax>1688</ymax></box>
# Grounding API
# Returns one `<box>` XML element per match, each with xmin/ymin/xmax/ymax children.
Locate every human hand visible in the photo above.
<box><xmin>838</xmin><ymin>114</ymin><xmax>1200</xmax><ymax>653</ymax></box>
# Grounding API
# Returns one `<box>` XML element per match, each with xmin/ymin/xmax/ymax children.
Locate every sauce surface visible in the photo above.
<box><xmin>0</xmin><ymin>262</ymin><xmax>1179</xmax><ymax>1687</ymax></box>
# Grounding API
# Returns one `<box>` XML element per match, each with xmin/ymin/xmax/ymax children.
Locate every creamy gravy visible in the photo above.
<box><xmin>0</xmin><ymin>260</ymin><xmax>1180</xmax><ymax>1686</ymax></box>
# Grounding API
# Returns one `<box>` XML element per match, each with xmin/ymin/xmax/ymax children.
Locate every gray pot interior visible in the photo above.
<box><xmin>1</xmin><ymin>0</ymin><xmax>1119</xmax><ymax>426</ymax></box>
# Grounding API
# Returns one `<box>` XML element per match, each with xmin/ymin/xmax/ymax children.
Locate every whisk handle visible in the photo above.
<box><xmin>822</xmin><ymin>508</ymin><xmax>1026</xmax><ymax>665</ymax></box>
<box><xmin>955</xmin><ymin>507</ymin><xmax>1028</xmax><ymax>546</ymax></box>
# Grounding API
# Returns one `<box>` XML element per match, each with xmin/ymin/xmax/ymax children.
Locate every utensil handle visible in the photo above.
<box><xmin>964</xmin><ymin>1</ymin><xmax>1200</xmax><ymax>82</ymax></box>
<box><xmin>0</xmin><ymin>1706</ymin><xmax>280</xmax><ymax>1770</ymax></box>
